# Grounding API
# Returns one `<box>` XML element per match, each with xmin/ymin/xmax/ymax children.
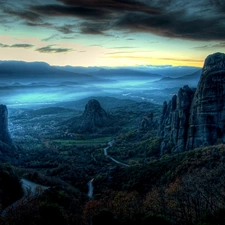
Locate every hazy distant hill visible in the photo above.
<box><xmin>55</xmin><ymin>65</ymin><xmax>201</xmax><ymax>79</ymax></box>
<box><xmin>0</xmin><ymin>61</ymin><xmax>108</xmax><ymax>83</ymax></box>
<box><xmin>0</xmin><ymin>61</ymin><xmax>202</xmax><ymax>84</ymax></box>
<box><xmin>54</xmin><ymin>96</ymin><xmax>139</xmax><ymax>110</ymax></box>
<box><xmin>55</xmin><ymin>65</ymin><xmax>100</xmax><ymax>74</ymax></box>
<box><xmin>56</xmin><ymin>66</ymin><xmax>163</xmax><ymax>82</ymax></box>
<box><xmin>159</xmin><ymin>69</ymin><xmax>202</xmax><ymax>81</ymax></box>
<box><xmin>148</xmin><ymin>66</ymin><xmax>201</xmax><ymax>78</ymax></box>
<box><xmin>151</xmin><ymin>69</ymin><xmax>202</xmax><ymax>88</ymax></box>
<box><xmin>89</xmin><ymin>68</ymin><xmax>163</xmax><ymax>81</ymax></box>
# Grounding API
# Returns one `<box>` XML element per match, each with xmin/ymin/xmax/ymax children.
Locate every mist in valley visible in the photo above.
<box><xmin>0</xmin><ymin>61</ymin><xmax>201</xmax><ymax>110</ymax></box>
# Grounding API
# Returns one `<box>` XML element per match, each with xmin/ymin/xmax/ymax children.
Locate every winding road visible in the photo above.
<box><xmin>104</xmin><ymin>140</ymin><xmax>130</xmax><ymax>167</ymax></box>
<box><xmin>87</xmin><ymin>140</ymin><xmax>129</xmax><ymax>198</ymax></box>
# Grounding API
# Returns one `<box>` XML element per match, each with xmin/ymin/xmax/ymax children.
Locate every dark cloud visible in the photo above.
<box><xmin>4</xmin><ymin>9</ymin><xmax>41</xmax><ymax>22</ymax></box>
<box><xmin>30</xmin><ymin>4</ymin><xmax>112</xmax><ymax>20</ymax></box>
<box><xmin>0</xmin><ymin>43</ymin><xmax>9</xmax><ymax>48</ymax></box>
<box><xmin>56</xmin><ymin>0</ymin><xmax>225</xmax><ymax>41</ymax></box>
<box><xmin>61</xmin><ymin>35</ymin><xmax>77</xmax><ymax>39</ymax></box>
<box><xmin>57</xmin><ymin>0</ymin><xmax>161</xmax><ymax>14</ymax></box>
<box><xmin>1</xmin><ymin>0</ymin><xmax>225</xmax><ymax>41</ymax></box>
<box><xmin>26</xmin><ymin>21</ymin><xmax>52</xmax><ymax>27</ymax></box>
<box><xmin>193</xmin><ymin>42</ymin><xmax>225</xmax><ymax>50</ymax></box>
<box><xmin>36</xmin><ymin>45</ymin><xmax>72</xmax><ymax>53</ymax></box>
<box><xmin>11</xmin><ymin>44</ymin><xmax>34</xmax><ymax>48</ymax></box>
<box><xmin>26</xmin><ymin>21</ymin><xmax>74</xmax><ymax>34</ymax></box>
<box><xmin>41</xmin><ymin>34</ymin><xmax>58</xmax><ymax>42</ymax></box>
<box><xmin>0</xmin><ymin>43</ymin><xmax>34</xmax><ymax>48</ymax></box>
<box><xmin>80</xmin><ymin>22</ymin><xmax>108</xmax><ymax>35</ymax></box>
<box><xmin>56</xmin><ymin>25</ymin><xmax>75</xmax><ymax>34</ymax></box>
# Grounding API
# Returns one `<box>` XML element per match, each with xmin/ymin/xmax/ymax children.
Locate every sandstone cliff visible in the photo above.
<box><xmin>159</xmin><ymin>52</ymin><xmax>225</xmax><ymax>154</ymax></box>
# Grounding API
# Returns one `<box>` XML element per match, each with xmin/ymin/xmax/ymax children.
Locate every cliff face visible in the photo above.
<box><xmin>159</xmin><ymin>52</ymin><xmax>225</xmax><ymax>153</ymax></box>
<box><xmin>159</xmin><ymin>86</ymin><xmax>195</xmax><ymax>154</ymax></box>
<box><xmin>187</xmin><ymin>52</ymin><xmax>225</xmax><ymax>149</ymax></box>
<box><xmin>0</xmin><ymin>104</ymin><xmax>14</xmax><ymax>148</ymax></box>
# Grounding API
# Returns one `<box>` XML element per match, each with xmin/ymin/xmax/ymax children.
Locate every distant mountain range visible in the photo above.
<box><xmin>55</xmin><ymin>65</ymin><xmax>201</xmax><ymax>78</ymax></box>
<box><xmin>150</xmin><ymin>69</ymin><xmax>202</xmax><ymax>88</ymax></box>
<box><xmin>0</xmin><ymin>60</ymin><xmax>201</xmax><ymax>88</ymax></box>
<box><xmin>0</xmin><ymin>61</ymin><xmax>107</xmax><ymax>83</ymax></box>
<box><xmin>53</xmin><ymin>96</ymin><xmax>139</xmax><ymax>110</ymax></box>
<box><xmin>76</xmin><ymin>68</ymin><xmax>163</xmax><ymax>81</ymax></box>
<box><xmin>159</xmin><ymin>69</ymin><xmax>202</xmax><ymax>81</ymax></box>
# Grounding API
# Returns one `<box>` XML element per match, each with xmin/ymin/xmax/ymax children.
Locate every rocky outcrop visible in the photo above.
<box><xmin>139</xmin><ymin>112</ymin><xmax>158</xmax><ymax>132</ymax></box>
<box><xmin>186</xmin><ymin>52</ymin><xmax>225</xmax><ymax>149</ymax></box>
<box><xmin>159</xmin><ymin>52</ymin><xmax>225</xmax><ymax>153</ymax></box>
<box><xmin>0</xmin><ymin>104</ymin><xmax>15</xmax><ymax>149</ymax></box>
<box><xmin>159</xmin><ymin>86</ymin><xmax>195</xmax><ymax>154</ymax></box>
<box><xmin>76</xmin><ymin>99</ymin><xmax>110</xmax><ymax>133</ymax></box>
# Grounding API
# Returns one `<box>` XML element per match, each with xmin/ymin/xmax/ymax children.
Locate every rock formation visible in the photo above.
<box><xmin>0</xmin><ymin>104</ymin><xmax>15</xmax><ymax>149</ymax></box>
<box><xmin>159</xmin><ymin>86</ymin><xmax>195</xmax><ymax>153</ymax></box>
<box><xmin>76</xmin><ymin>99</ymin><xmax>109</xmax><ymax>133</ymax></box>
<box><xmin>139</xmin><ymin>112</ymin><xmax>158</xmax><ymax>133</ymax></box>
<box><xmin>187</xmin><ymin>52</ymin><xmax>225</xmax><ymax>149</ymax></box>
<box><xmin>159</xmin><ymin>52</ymin><xmax>225</xmax><ymax>154</ymax></box>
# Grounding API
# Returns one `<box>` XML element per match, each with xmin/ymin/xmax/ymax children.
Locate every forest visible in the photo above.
<box><xmin>0</xmin><ymin>95</ymin><xmax>225</xmax><ymax>225</ymax></box>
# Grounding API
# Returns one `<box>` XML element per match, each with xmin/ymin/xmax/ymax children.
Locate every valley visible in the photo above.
<box><xmin>1</xmin><ymin>53</ymin><xmax>225</xmax><ymax>225</ymax></box>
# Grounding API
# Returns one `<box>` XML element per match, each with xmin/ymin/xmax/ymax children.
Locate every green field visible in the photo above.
<box><xmin>52</xmin><ymin>136</ymin><xmax>112</xmax><ymax>147</ymax></box>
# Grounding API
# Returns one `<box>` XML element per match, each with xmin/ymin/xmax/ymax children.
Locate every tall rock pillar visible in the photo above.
<box><xmin>159</xmin><ymin>86</ymin><xmax>194</xmax><ymax>154</ymax></box>
<box><xmin>186</xmin><ymin>52</ymin><xmax>225</xmax><ymax>149</ymax></box>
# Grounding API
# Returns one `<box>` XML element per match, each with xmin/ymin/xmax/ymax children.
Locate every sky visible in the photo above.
<box><xmin>0</xmin><ymin>0</ymin><xmax>225</xmax><ymax>67</ymax></box>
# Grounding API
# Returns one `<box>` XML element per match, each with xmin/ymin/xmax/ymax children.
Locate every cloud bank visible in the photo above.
<box><xmin>1</xmin><ymin>0</ymin><xmax>224</xmax><ymax>41</ymax></box>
